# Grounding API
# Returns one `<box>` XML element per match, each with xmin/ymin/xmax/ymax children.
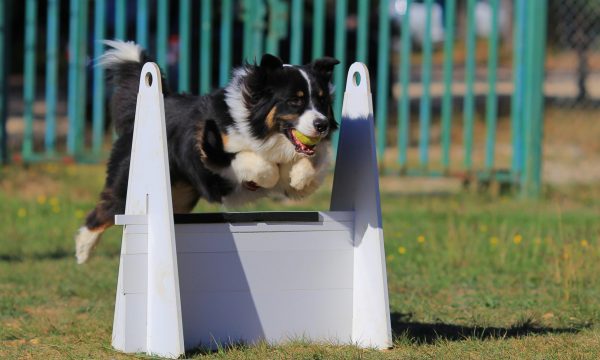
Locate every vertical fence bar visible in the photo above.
<box><xmin>441</xmin><ymin>0</ymin><xmax>456</xmax><ymax>171</ymax></box>
<box><xmin>252</xmin><ymin>0</ymin><xmax>266</xmax><ymax>61</ymax></box>
<box><xmin>136</xmin><ymin>0</ymin><xmax>149</xmax><ymax>49</ymax></box>
<box><xmin>375</xmin><ymin>0</ymin><xmax>390</xmax><ymax>164</ymax></box>
<box><xmin>418</xmin><ymin>0</ymin><xmax>433</xmax><ymax>168</ymax></box>
<box><xmin>219</xmin><ymin>0</ymin><xmax>233</xmax><ymax>86</ymax></box>
<box><xmin>290</xmin><ymin>0</ymin><xmax>304</xmax><ymax>64</ymax></box>
<box><xmin>156</xmin><ymin>0</ymin><xmax>168</xmax><ymax>70</ymax></box>
<box><xmin>484</xmin><ymin>0</ymin><xmax>500</xmax><ymax>172</ymax></box>
<box><xmin>67</xmin><ymin>0</ymin><xmax>80</xmax><ymax>155</ymax></box>
<box><xmin>521</xmin><ymin>0</ymin><xmax>547</xmax><ymax>197</ymax></box>
<box><xmin>23</xmin><ymin>0</ymin><xmax>38</xmax><ymax>161</ymax></box>
<box><xmin>242</xmin><ymin>0</ymin><xmax>253</xmax><ymax>61</ymax></box>
<box><xmin>312</xmin><ymin>0</ymin><xmax>325</xmax><ymax>59</ymax></box>
<box><xmin>266</xmin><ymin>0</ymin><xmax>288</xmax><ymax>56</ymax></box>
<box><xmin>333</xmin><ymin>0</ymin><xmax>347</xmax><ymax>132</ymax></box>
<box><xmin>511</xmin><ymin>0</ymin><xmax>526</xmax><ymax>178</ymax></box>
<box><xmin>200</xmin><ymin>0</ymin><xmax>212</xmax><ymax>94</ymax></box>
<box><xmin>356</xmin><ymin>0</ymin><xmax>369</xmax><ymax>63</ymax></box>
<box><xmin>75</xmin><ymin>0</ymin><xmax>89</xmax><ymax>155</ymax></box>
<box><xmin>463</xmin><ymin>0</ymin><xmax>476</xmax><ymax>171</ymax></box>
<box><xmin>115</xmin><ymin>0</ymin><xmax>126</xmax><ymax>40</ymax></box>
<box><xmin>92</xmin><ymin>0</ymin><xmax>106</xmax><ymax>156</ymax></box>
<box><xmin>398</xmin><ymin>0</ymin><xmax>412</xmax><ymax>169</ymax></box>
<box><xmin>179</xmin><ymin>0</ymin><xmax>190</xmax><ymax>92</ymax></box>
<box><xmin>0</xmin><ymin>0</ymin><xmax>7</xmax><ymax>163</ymax></box>
<box><xmin>45</xmin><ymin>0</ymin><xmax>60</xmax><ymax>155</ymax></box>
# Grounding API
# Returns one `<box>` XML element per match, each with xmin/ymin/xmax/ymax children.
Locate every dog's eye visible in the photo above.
<box><xmin>287</xmin><ymin>98</ymin><xmax>304</xmax><ymax>107</ymax></box>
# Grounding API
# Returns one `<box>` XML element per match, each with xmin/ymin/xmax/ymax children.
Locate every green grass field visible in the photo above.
<box><xmin>1</xmin><ymin>164</ymin><xmax>600</xmax><ymax>359</ymax></box>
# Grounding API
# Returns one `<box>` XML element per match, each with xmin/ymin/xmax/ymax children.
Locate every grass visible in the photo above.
<box><xmin>1</xmin><ymin>163</ymin><xmax>600</xmax><ymax>359</ymax></box>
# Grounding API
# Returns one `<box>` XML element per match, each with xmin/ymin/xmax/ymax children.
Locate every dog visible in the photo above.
<box><xmin>75</xmin><ymin>40</ymin><xmax>340</xmax><ymax>264</ymax></box>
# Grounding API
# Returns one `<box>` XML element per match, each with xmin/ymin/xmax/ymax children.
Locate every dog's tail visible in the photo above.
<box><xmin>97</xmin><ymin>40</ymin><xmax>170</xmax><ymax>136</ymax></box>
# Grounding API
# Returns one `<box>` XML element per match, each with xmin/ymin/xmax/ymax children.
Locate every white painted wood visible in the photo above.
<box><xmin>331</xmin><ymin>62</ymin><xmax>393</xmax><ymax>349</ymax></box>
<box><xmin>180</xmin><ymin>289</ymin><xmax>354</xmax><ymax>350</ymax></box>
<box><xmin>115</xmin><ymin>214</ymin><xmax>148</xmax><ymax>225</ymax></box>
<box><xmin>112</xmin><ymin>63</ymin><xmax>184</xmax><ymax>358</ymax></box>
<box><xmin>112</xmin><ymin>62</ymin><xmax>391</xmax><ymax>357</ymax></box>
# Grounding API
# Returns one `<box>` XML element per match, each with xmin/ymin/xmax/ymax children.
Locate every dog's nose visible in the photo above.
<box><xmin>313</xmin><ymin>118</ymin><xmax>329</xmax><ymax>134</ymax></box>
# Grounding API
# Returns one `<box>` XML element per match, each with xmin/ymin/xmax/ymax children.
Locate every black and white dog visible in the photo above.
<box><xmin>75</xmin><ymin>40</ymin><xmax>340</xmax><ymax>263</ymax></box>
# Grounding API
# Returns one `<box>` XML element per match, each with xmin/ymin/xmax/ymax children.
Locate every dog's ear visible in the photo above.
<box><xmin>259</xmin><ymin>54</ymin><xmax>284</xmax><ymax>73</ymax></box>
<box><xmin>311</xmin><ymin>57</ymin><xmax>340</xmax><ymax>81</ymax></box>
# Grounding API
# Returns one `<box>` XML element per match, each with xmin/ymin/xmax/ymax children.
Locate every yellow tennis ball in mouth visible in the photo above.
<box><xmin>292</xmin><ymin>129</ymin><xmax>320</xmax><ymax>146</ymax></box>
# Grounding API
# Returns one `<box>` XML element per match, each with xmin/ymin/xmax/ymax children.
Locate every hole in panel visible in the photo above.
<box><xmin>353</xmin><ymin>71</ymin><xmax>361</xmax><ymax>87</ymax></box>
<box><xmin>145</xmin><ymin>72</ymin><xmax>153</xmax><ymax>87</ymax></box>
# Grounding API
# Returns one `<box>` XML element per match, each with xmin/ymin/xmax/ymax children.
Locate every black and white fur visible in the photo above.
<box><xmin>75</xmin><ymin>40</ymin><xmax>339</xmax><ymax>264</ymax></box>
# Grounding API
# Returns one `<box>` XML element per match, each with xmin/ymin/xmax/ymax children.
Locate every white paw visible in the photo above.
<box><xmin>289</xmin><ymin>158</ymin><xmax>316</xmax><ymax>191</ymax></box>
<box><xmin>231</xmin><ymin>151</ymin><xmax>279</xmax><ymax>188</ymax></box>
<box><xmin>75</xmin><ymin>227</ymin><xmax>102</xmax><ymax>264</ymax></box>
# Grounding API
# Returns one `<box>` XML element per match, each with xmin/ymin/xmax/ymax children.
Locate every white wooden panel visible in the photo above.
<box><xmin>122</xmin><ymin>293</ymin><xmax>147</xmax><ymax>353</ymax></box>
<box><xmin>122</xmin><ymin>254</ymin><xmax>148</xmax><ymax>294</ymax></box>
<box><xmin>331</xmin><ymin>62</ymin><xmax>392</xmax><ymax>349</ymax></box>
<box><xmin>115</xmin><ymin>214</ymin><xmax>148</xmax><ymax>225</ymax></box>
<box><xmin>180</xmin><ymin>289</ymin><xmax>353</xmax><ymax>350</ymax></box>
<box><xmin>175</xmin><ymin>230</ymin><xmax>353</xmax><ymax>253</ymax></box>
<box><xmin>123</xmin><ymin>233</ymin><xmax>148</xmax><ymax>254</ymax></box>
<box><xmin>177</xmin><ymin>249</ymin><xmax>353</xmax><ymax>292</ymax></box>
<box><xmin>124</xmin><ymin>224</ymin><xmax>148</xmax><ymax>235</ymax></box>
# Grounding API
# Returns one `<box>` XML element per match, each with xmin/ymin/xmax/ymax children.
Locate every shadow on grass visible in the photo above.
<box><xmin>391</xmin><ymin>312</ymin><xmax>585</xmax><ymax>344</ymax></box>
<box><xmin>0</xmin><ymin>249</ymin><xmax>120</xmax><ymax>262</ymax></box>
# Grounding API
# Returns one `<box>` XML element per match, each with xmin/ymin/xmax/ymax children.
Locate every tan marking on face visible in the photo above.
<box><xmin>279</xmin><ymin>114</ymin><xmax>299</xmax><ymax>121</ymax></box>
<box><xmin>221</xmin><ymin>133</ymin><xmax>229</xmax><ymax>146</ymax></box>
<box><xmin>266</xmin><ymin>106</ymin><xmax>277</xmax><ymax>129</ymax></box>
<box><xmin>318</xmin><ymin>89</ymin><xmax>324</xmax><ymax>97</ymax></box>
<box><xmin>296</xmin><ymin>91</ymin><xmax>304</xmax><ymax>97</ymax></box>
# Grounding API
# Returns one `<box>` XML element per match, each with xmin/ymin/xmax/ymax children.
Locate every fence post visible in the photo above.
<box><xmin>397</xmin><ymin>0</ymin><xmax>412</xmax><ymax>170</ymax></box>
<box><xmin>375</xmin><ymin>0</ymin><xmax>390</xmax><ymax>165</ymax></box>
<box><xmin>22</xmin><ymin>0</ymin><xmax>37</xmax><ymax>162</ymax></box>
<box><xmin>521</xmin><ymin>0</ymin><xmax>547</xmax><ymax>197</ymax></box>
<box><xmin>0</xmin><ymin>0</ymin><xmax>7</xmax><ymax>164</ymax></box>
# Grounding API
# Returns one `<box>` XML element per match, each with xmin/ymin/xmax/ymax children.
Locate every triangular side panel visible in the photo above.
<box><xmin>330</xmin><ymin>63</ymin><xmax>392</xmax><ymax>349</ymax></box>
<box><xmin>113</xmin><ymin>63</ymin><xmax>184</xmax><ymax>358</ymax></box>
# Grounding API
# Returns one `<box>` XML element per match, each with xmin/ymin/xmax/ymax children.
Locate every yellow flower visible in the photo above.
<box><xmin>489</xmin><ymin>236</ymin><xmax>499</xmax><ymax>246</ymax></box>
<box><xmin>45</xmin><ymin>164</ymin><xmax>58</xmax><ymax>174</ymax></box>
<box><xmin>17</xmin><ymin>208</ymin><xmax>27</xmax><ymax>218</ymax></box>
<box><xmin>36</xmin><ymin>194</ymin><xmax>47</xmax><ymax>205</ymax></box>
<box><xmin>513</xmin><ymin>234</ymin><xmax>522</xmax><ymax>245</ymax></box>
<box><xmin>580</xmin><ymin>239</ymin><xmax>589</xmax><ymax>248</ymax></box>
<box><xmin>49</xmin><ymin>197</ymin><xmax>59</xmax><ymax>207</ymax></box>
<box><xmin>386</xmin><ymin>255</ymin><xmax>395</xmax><ymax>262</ymax></box>
<box><xmin>398</xmin><ymin>246</ymin><xmax>407</xmax><ymax>255</ymax></box>
<box><xmin>52</xmin><ymin>206</ymin><xmax>61</xmax><ymax>213</ymax></box>
<box><xmin>534</xmin><ymin>238</ymin><xmax>542</xmax><ymax>245</ymax></box>
<box><xmin>75</xmin><ymin>210</ymin><xmax>85</xmax><ymax>219</ymax></box>
<box><xmin>479</xmin><ymin>224</ymin><xmax>488</xmax><ymax>233</ymax></box>
<box><xmin>417</xmin><ymin>235</ymin><xmax>425</xmax><ymax>244</ymax></box>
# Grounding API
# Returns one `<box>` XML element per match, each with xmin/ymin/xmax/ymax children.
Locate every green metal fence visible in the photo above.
<box><xmin>1</xmin><ymin>0</ymin><xmax>548</xmax><ymax>196</ymax></box>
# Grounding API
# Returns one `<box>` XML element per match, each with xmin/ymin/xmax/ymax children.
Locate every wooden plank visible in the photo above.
<box><xmin>180</xmin><ymin>289</ymin><xmax>353</xmax><ymax>350</ymax></box>
<box><xmin>175</xmin><ymin>230</ymin><xmax>354</xmax><ymax>253</ymax></box>
<box><xmin>177</xmin><ymin>249</ymin><xmax>353</xmax><ymax>292</ymax></box>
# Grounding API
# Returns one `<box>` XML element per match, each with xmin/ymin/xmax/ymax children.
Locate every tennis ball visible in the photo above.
<box><xmin>292</xmin><ymin>129</ymin><xmax>320</xmax><ymax>146</ymax></box>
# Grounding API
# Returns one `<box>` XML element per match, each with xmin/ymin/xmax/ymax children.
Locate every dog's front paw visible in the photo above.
<box><xmin>289</xmin><ymin>157</ymin><xmax>316</xmax><ymax>191</ymax></box>
<box><xmin>231</xmin><ymin>151</ymin><xmax>279</xmax><ymax>188</ymax></box>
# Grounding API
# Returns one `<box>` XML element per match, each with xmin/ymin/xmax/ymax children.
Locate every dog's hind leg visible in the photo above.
<box><xmin>75</xmin><ymin>189</ymin><xmax>124</xmax><ymax>264</ymax></box>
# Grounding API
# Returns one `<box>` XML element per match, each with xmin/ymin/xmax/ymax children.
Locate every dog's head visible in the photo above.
<box><xmin>225</xmin><ymin>54</ymin><xmax>340</xmax><ymax>158</ymax></box>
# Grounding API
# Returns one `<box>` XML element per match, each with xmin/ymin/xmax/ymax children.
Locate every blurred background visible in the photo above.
<box><xmin>1</xmin><ymin>0</ymin><xmax>598</xmax><ymax>197</ymax></box>
<box><xmin>2</xmin><ymin>2</ymin><xmax>600</xmax><ymax>358</ymax></box>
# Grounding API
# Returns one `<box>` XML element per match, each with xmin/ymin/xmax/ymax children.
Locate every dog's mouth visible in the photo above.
<box><xmin>285</xmin><ymin>129</ymin><xmax>316</xmax><ymax>156</ymax></box>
